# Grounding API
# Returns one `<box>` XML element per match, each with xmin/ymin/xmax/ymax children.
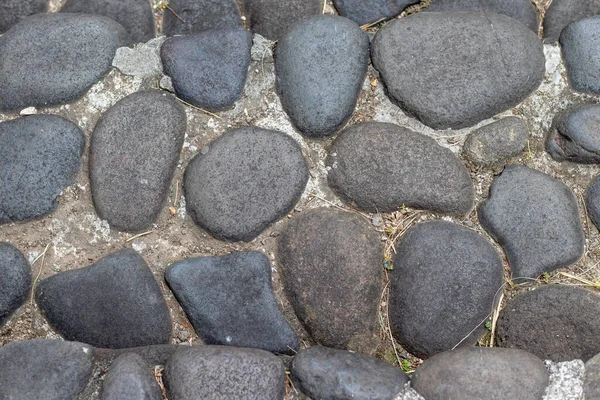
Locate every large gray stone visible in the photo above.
<box><xmin>546</xmin><ymin>104</ymin><xmax>600</xmax><ymax>163</ymax></box>
<box><xmin>333</xmin><ymin>0</ymin><xmax>419</xmax><ymax>25</ymax></box>
<box><xmin>245</xmin><ymin>0</ymin><xmax>322</xmax><ymax>40</ymax></box>
<box><xmin>0</xmin><ymin>0</ymin><xmax>47</xmax><ymax>34</ymax></box>
<box><xmin>560</xmin><ymin>17</ymin><xmax>600</xmax><ymax>95</ymax></box>
<box><xmin>163</xmin><ymin>0</ymin><xmax>242</xmax><ymax>37</ymax></box>
<box><xmin>0</xmin><ymin>13</ymin><xmax>129</xmax><ymax>111</ymax></box>
<box><xmin>0</xmin><ymin>243</ymin><xmax>31</xmax><ymax>326</ymax></box>
<box><xmin>586</xmin><ymin>174</ymin><xmax>600</xmax><ymax>231</ymax></box>
<box><xmin>101</xmin><ymin>353</ymin><xmax>162</xmax><ymax>400</ymax></box>
<box><xmin>544</xmin><ymin>0</ymin><xmax>600</xmax><ymax>42</ymax></box>
<box><xmin>371</xmin><ymin>12</ymin><xmax>545</xmax><ymax>129</ymax></box>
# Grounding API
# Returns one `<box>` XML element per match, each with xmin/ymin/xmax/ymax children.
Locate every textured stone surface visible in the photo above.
<box><xmin>112</xmin><ymin>37</ymin><xmax>165</xmax><ymax>80</ymax></box>
<box><xmin>544</xmin><ymin>360</ymin><xmax>585</xmax><ymax>400</ymax></box>
<box><xmin>36</xmin><ymin>249</ymin><xmax>172</xmax><ymax>349</ymax></box>
<box><xmin>328</xmin><ymin>121</ymin><xmax>474</xmax><ymax>214</ymax></box>
<box><xmin>278</xmin><ymin>208</ymin><xmax>383</xmax><ymax>352</ymax></box>
<box><xmin>101</xmin><ymin>353</ymin><xmax>162</xmax><ymax>400</ymax></box>
<box><xmin>497</xmin><ymin>285</ymin><xmax>600</xmax><ymax>361</ymax></box>
<box><xmin>411</xmin><ymin>347</ymin><xmax>549</xmax><ymax>400</ymax></box>
<box><xmin>165</xmin><ymin>252</ymin><xmax>299</xmax><ymax>354</ymax></box>
<box><xmin>544</xmin><ymin>0</ymin><xmax>600</xmax><ymax>42</ymax></box>
<box><xmin>276</xmin><ymin>15</ymin><xmax>369</xmax><ymax>137</ymax></box>
<box><xmin>479</xmin><ymin>165</ymin><xmax>585</xmax><ymax>281</ymax></box>
<box><xmin>0</xmin><ymin>115</ymin><xmax>85</xmax><ymax>223</ymax></box>
<box><xmin>371</xmin><ymin>12</ymin><xmax>545</xmax><ymax>129</ymax></box>
<box><xmin>163</xmin><ymin>346</ymin><xmax>286</xmax><ymax>400</ymax></box>
<box><xmin>161</xmin><ymin>27</ymin><xmax>252</xmax><ymax>110</ymax></box>
<box><xmin>163</xmin><ymin>0</ymin><xmax>242</xmax><ymax>37</ymax></box>
<box><xmin>546</xmin><ymin>104</ymin><xmax>600</xmax><ymax>163</ymax></box>
<box><xmin>390</xmin><ymin>221</ymin><xmax>503</xmax><ymax>359</ymax></box>
<box><xmin>0</xmin><ymin>339</ymin><xmax>93</xmax><ymax>400</ymax></box>
<box><xmin>463</xmin><ymin>117</ymin><xmax>529</xmax><ymax>167</ymax></box>
<box><xmin>0</xmin><ymin>243</ymin><xmax>31</xmax><ymax>326</ymax></box>
<box><xmin>0</xmin><ymin>13</ymin><xmax>129</xmax><ymax>111</ymax></box>
<box><xmin>560</xmin><ymin>17</ymin><xmax>600</xmax><ymax>95</ymax></box>
<box><xmin>291</xmin><ymin>346</ymin><xmax>408</xmax><ymax>400</ymax></box>
<box><xmin>333</xmin><ymin>0</ymin><xmax>419</xmax><ymax>25</ymax></box>
<box><xmin>586</xmin><ymin>175</ymin><xmax>600</xmax><ymax>231</ymax></box>
<box><xmin>0</xmin><ymin>0</ymin><xmax>47</xmax><ymax>34</ymax></box>
<box><xmin>184</xmin><ymin>127</ymin><xmax>308</xmax><ymax>242</ymax></box>
<box><xmin>245</xmin><ymin>0</ymin><xmax>322</xmax><ymax>40</ymax></box>
<box><xmin>90</xmin><ymin>91</ymin><xmax>186</xmax><ymax>232</ymax></box>
<box><xmin>585</xmin><ymin>353</ymin><xmax>600</xmax><ymax>399</ymax></box>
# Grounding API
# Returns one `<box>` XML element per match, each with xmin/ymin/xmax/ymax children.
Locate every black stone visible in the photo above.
<box><xmin>90</xmin><ymin>90</ymin><xmax>186</xmax><ymax>232</ymax></box>
<box><xmin>101</xmin><ymin>353</ymin><xmax>162</xmax><ymax>400</ymax></box>
<box><xmin>560</xmin><ymin>16</ymin><xmax>600</xmax><ymax>95</ymax></box>
<box><xmin>165</xmin><ymin>251</ymin><xmax>299</xmax><ymax>355</ymax></box>
<box><xmin>0</xmin><ymin>115</ymin><xmax>85</xmax><ymax>223</ymax></box>
<box><xmin>162</xmin><ymin>0</ymin><xmax>242</xmax><ymax>37</ymax></box>
<box><xmin>371</xmin><ymin>12</ymin><xmax>545</xmax><ymax>129</ymax></box>
<box><xmin>586</xmin><ymin>175</ymin><xmax>600</xmax><ymax>231</ymax></box>
<box><xmin>161</xmin><ymin>27</ymin><xmax>252</xmax><ymax>111</ymax></box>
<box><xmin>0</xmin><ymin>0</ymin><xmax>47</xmax><ymax>34</ymax></box>
<box><xmin>546</xmin><ymin>104</ymin><xmax>600</xmax><ymax>163</ymax></box>
<box><xmin>585</xmin><ymin>352</ymin><xmax>600</xmax><ymax>399</ymax></box>
<box><xmin>332</xmin><ymin>0</ymin><xmax>419</xmax><ymax>25</ymax></box>
<box><xmin>276</xmin><ymin>15</ymin><xmax>369</xmax><ymax>137</ymax></box>
<box><xmin>327</xmin><ymin>121</ymin><xmax>474</xmax><ymax>214</ymax></box>
<box><xmin>36</xmin><ymin>249</ymin><xmax>172</xmax><ymax>349</ymax></box>
<box><xmin>544</xmin><ymin>0</ymin><xmax>600</xmax><ymax>43</ymax></box>
<box><xmin>184</xmin><ymin>127</ymin><xmax>308</xmax><ymax>242</ymax></box>
<box><xmin>245</xmin><ymin>0</ymin><xmax>322</xmax><ymax>40</ymax></box>
<box><xmin>0</xmin><ymin>243</ymin><xmax>31</xmax><ymax>326</ymax></box>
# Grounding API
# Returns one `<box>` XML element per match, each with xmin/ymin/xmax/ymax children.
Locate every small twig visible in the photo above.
<box><xmin>322</xmin><ymin>0</ymin><xmax>327</xmax><ymax>14</ymax></box>
<box><xmin>307</xmin><ymin>193</ymin><xmax>370</xmax><ymax>220</ymax></box>
<box><xmin>30</xmin><ymin>243</ymin><xmax>50</xmax><ymax>303</ymax></box>
<box><xmin>360</xmin><ymin>18</ymin><xmax>385</xmax><ymax>30</ymax></box>
<box><xmin>173</xmin><ymin>180</ymin><xmax>180</xmax><ymax>208</ymax></box>
<box><xmin>559</xmin><ymin>272</ymin><xmax>600</xmax><ymax>289</ymax></box>
<box><xmin>489</xmin><ymin>292</ymin><xmax>504</xmax><ymax>347</ymax></box>
<box><xmin>154</xmin><ymin>366</ymin><xmax>168</xmax><ymax>400</ymax></box>
<box><xmin>176</xmin><ymin>98</ymin><xmax>222</xmax><ymax>119</ymax></box>
<box><xmin>125</xmin><ymin>230</ymin><xmax>154</xmax><ymax>243</ymax></box>
<box><xmin>164</xmin><ymin>4</ymin><xmax>185</xmax><ymax>23</ymax></box>
<box><xmin>383</xmin><ymin>271</ymin><xmax>401</xmax><ymax>366</ymax></box>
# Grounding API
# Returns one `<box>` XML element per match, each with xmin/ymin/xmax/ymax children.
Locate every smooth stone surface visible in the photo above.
<box><xmin>163</xmin><ymin>346</ymin><xmax>286</xmax><ymax>400</ymax></box>
<box><xmin>278</xmin><ymin>208</ymin><xmax>383</xmax><ymax>352</ymax></box>
<box><xmin>560</xmin><ymin>17</ymin><xmax>600</xmax><ymax>95</ymax></box>
<box><xmin>479</xmin><ymin>165</ymin><xmax>585</xmax><ymax>281</ymax></box>
<box><xmin>546</xmin><ymin>104</ymin><xmax>600</xmax><ymax>163</ymax></box>
<box><xmin>585</xmin><ymin>352</ymin><xmax>600</xmax><ymax>399</ymax></box>
<box><xmin>328</xmin><ymin>121</ymin><xmax>474</xmax><ymax>214</ymax></box>
<box><xmin>184</xmin><ymin>127</ymin><xmax>308</xmax><ymax>242</ymax></box>
<box><xmin>371</xmin><ymin>12</ymin><xmax>545</xmax><ymax>129</ymax></box>
<box><xmin>0</xmin><ymin>13</ymin><xmax>129</xmax><ymax>111</ymax></box>
<box><xmin>101</xmin><ymin>353</ymin><xmax>162</xmax><ymax>400</ymax></box>
<box><xmin>333</xmin><ymin>0</ymin><xmax>419</xmax><ymax>25</ymax></box>
<box><xmin>161</xmin><ymin>27</ymin><xmax>252</xmax><ymax>110</ymax></box>
<box><xmin>497</xmin><ymin>285</ymin><xmax>600</xmax><ymax>361</ymax></box>
<box><xmin>276</xmin><ymin>15</ymin><xmax>369</xmax><ymax>137</ymax></box>
<box><xmin>0</xmin><ymin>339</ymin><xmax>93</xmax><ymax>400</ymax></box>
<box><xmin>544</xmin><ymin>0</ymin><xmax>600</xmax><ymax>42</ymax></box>
<box><xmin>245</xmin><ymin>0</ymin><xmax>322</xmax><ymax>40</ymax></box>
<box><xmin>0</xmin><ymin>115</ymin><xmax>85</xmax><ymax>223</ymax></box>
<box><xmin>463</xmin><ymin>116</ymin><xmax>528</xmax><ymax>167</ymax></box>
<box><xmin>586</xmin><ymin>175</ymin><xmax>600</xmax><ymax>231</ymax></box>
<box><xmin>0</xmin><ymin>0</ymin><xmax>47</xmax><ymax>34</ymax></box>
<box><xmin>61</xmin><ymin>0</ymin><xmax>155</xmax><ymax>43</ymax></box>
<box><xmin>36</xmin><ymin>249</ymin><xmax>172</xmax><ymax>349</ymax></box>
<box><xmin>411</xmin><ymin>347</ymin><xmax>549</xmax><ymax>400</ymax></box>
<box><xmin>0</xmin><ymin>243</ymin><xmax>31</xmax><ymax>326</ymax></box>
<box><xmin>165</xmin><ymin>252</ymin><xmax>299</xmax><ymax>354</ymax></box>
<box><xmin>390</xmin><ymin>221</ymin><xmax>504</xmax><ymax>359</ymax></box>
<box><xmin>291</xmin><ymin>346</ymin><xmax>409</xmax><ymax>400</ymax></box>
<box><xmin>162</xmin><ymin>0</ymin><xmax>242</xmax><ymax>37</ymax></box>
<box><xmin>90</xmin><ymin>91</ymin><xmax>186</xmax><ymax>232</ymax></box>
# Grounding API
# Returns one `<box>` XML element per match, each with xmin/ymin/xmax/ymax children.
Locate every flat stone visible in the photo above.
<box><xmin>291</xmin><ymin>346</ymin><xmax>408</xmax><ymax>399</ymax></box>
<box><xmin>61</xmin><ymin>0</ymin><xmax>155</xmax><ymax>43</ymax></box>
<box><xmin>411</xmin><ymin>347</ymin><xmax>549</xmax><ymax>400</ymax></box>
<box><xmin>560</xmin><ymin>17</ymin><xmax>600</xmax><ymax>95</ymax></box>
<box><xmin>161</xmin><ymin>27</ymin><xmax>252</xmax><ymax>110</ymax></box>
<box><xmin>0</xmin><ymin>115</ymin><xmax>85</xmax><ymax>223</ymax></box>
<box><xmin>332</xmin><ymin>0</ymin><xmax>419</xmax><ymax>25</ymax></box>
<box><xmin>162</xmin><ymin>0</ymin><xmax>242</xmax><ymax>37</ymax></box>
<box><xmin>371</xmin><ymin>12</ymin><xmax>545</xmax><ymax>129</ymax></box>
<box><xmin>0</xmin><ymin>243</ymin><xmax>31</xmax><ymax>326</ymax></box>
<box><xmin>276</xmin><ymin>15</ymin><xmax>369</xmax><ymax>137</ymax></box>
<box><xmin>545</xmin><ymin>360</ymin><xmax>585</xmax><ymax>400</ymax></box>
<box><xmin>497</xmin><ymin>285</ymin><xmax>600</xmax><ymax>361</ymax></box>
<box><xmin>478</xmin><ymin>165</ymin><xmax>584</xmax><ymax>281</ymax></box>
<box><xmin>101</xmin><ymin>353</ymin><xmax>162</xmax><ymax>400</ymax></box>
<box><xmin>546</xmin><ymin>104</ymin><xmax>600</xmax><ymax>163</ymax></box>
<box><xmin>163</xmin><ymin>346</ymin><xmax>286</xmax><ymax>400</ymax></box>
<box><xmin>90</xmin><ymin>90</ymin><xmax>186</xmax><ymax>232</ymax></box>
<box><xmin>0</xmin><ymin>13</ymin><xmax>129</xmax><ymax>111</ymax></box>
<box><xmin>277</xmin><ymin>208</ymin><xmax>383</xmax><ymax>352</ymax></box>
<box><xmin>36</xmin><ymin>249</ymin><xmax>172</xmax><ymax>349</ymax></box>
<box><xmin>0</xmin><ymin>339</ymin><xmax>93</xmax><ymax>400</ymax></box>
<box><xmin>112</xmin><ymin>37</ymin><xmax>166</xmax><ymax>80</ymax></box>
<box><xmin>184</xmin><ymin>127</ymin><xmax>308</xmax><ymax>242</ymax></box>
<box><xmin>463</xmin><ymin>116</ymin><xmax>528</xmax><ymax>167</ymax></box>
<box><xmin>544</xmin><ymin>0</ymin><xmax>600</xmax><ymax>42</ymax></box>
<box><xmin>165</xmin><ymin>251</ymin><xmax>299</xmax><ymax>354</ymax></box>
<box><xmin>245</xmin><ymin>0</ymin><xmax>322</xmax><ymax>40</ymax></box>
<box><xmin>585</xmin><ymin>352</ymin><xmax>600</xmax><ymax>399</ymax></box>
<box><xmin>327</xmin><ymin>121</ymin><xmax>474</xmax><ymax>214</ymax></box>
<box><xmin>586</xmin><ymin>175</ymin><xmax>600</xmax><ymax>230</ymax></box>
<box><xmin>0</xmin><ymin>0</ymin><xmax>47</xmax><ymax>34</ymax></box>
<box><xmin>390</xmin><ymin>221</ymin><xmax>504</xmax><ymax>359</ymax></box>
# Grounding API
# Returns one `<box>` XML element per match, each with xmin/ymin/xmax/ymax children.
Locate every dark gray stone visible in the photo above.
<box><xmin>184</xmin><ymin>127</ymin><xmax>308</xmax><ymax>242</ymax></box>
<box><xmin>165</xmin><ymin>251</ymin><xmax>299</xmax><ymax>355</ymax></box>
<box><xmin>0</xmin><ymin>0</ymin><xmax>47</xmax><ymax>34</ymax></box>
<box><xmin>560</xmin><ymin>17</ymin><xmax>600</xmax><ymax>95</ymax></box>
<box><xmin>479</xmin><ymin>165</ymin><xmax>585</xmax><ymax>281</ymax></box>
<box><xmin>277</xmin><ymin>208</ymin><xmax>383</xmax><ymax>353</ymax></box>
<box><xmin>101</xmin><ymin>353</ymin><xmax>162</xmax><ymax>400</ymax></box>
<box><xmin>544</xmin><ymin>0</ymin><xmax>600</xmax><ymax>42</ymax></box>
<box><xmin>463</xmin><ymin>117</ymin><xmax>529</xmax><ymax>167</ymax></box>
<box><xmin>276</xmin><ymin>15</ymin><xmax>369</xmax><ymax>137</ymax></box>
<box><xmin>291</xmin><ymin>346</ymin><xmax>408</xmax><ymax>400</ymax></box>
<box><xmin>162</xmin><ymin>0</ymin><xmax>242</xmax><ymax>37</ymax></box>
<box><xmin>327</xmin><ymin>121</ymin><xmax>474</xmax><ymax>214</ymax></box>
<box><xmin>586</xmin><ymin>175</ymin><xmax>600</xmax><ymax>231</ymax></box>
<box><xmin>36</xmin><ymin>249</ymin><xmax>172</xmax><ymax>349</ymax></box>
<box><xmin>61</xmin><ymin>0</ymin><xmax>155</xmax><ymax>43</ymax></box>
<box><xmin>332</xmin><ymin>0</ymin><xmax>419</xmax><ymax>25</ymax></box>
<box><xmin>90</xmin><ymin>90</ymin><xmax>186</xmax><ymax>232</ymax></box>
<box><xmin>497</xmin><ymin>285</ymin><xmax>600</xmax><ymax>361</ymax></box>
<box><xmin>245</xmin><ymin>0</ymin><xmax>322</xmax><ymax>40</ymax></box>
<box><xmin>0</xmin><ymin>13</ymin><xmax>129</xmax><ymax>111</ymax></box>
<box><xmin>0</xmin><ymin>243</ymin><xmax>31</xmax><ymax>326</ymax></box>
<box><xmin>0</xmin><ymin>115</ymin><xmax>85</xmax><ymax>223</ymax></box>
<box><xmin>371</xmin><ymin>12</ymin><xmax>545</xmax><ymax>129</ymax></box>
<box><xmin>390</xmin><ymin>221</ymin><xmax>504</xmax><ymax>359</ymax></box>
<box><xmin>411</xmin><ymin>347</ymin><xmax>549</xmax><ymax>400</ymax></box>
<box><xmin>163</xmin><ymin>346</ymin><xmax>286</xmax><ymax>400</ymax></box>
<box><xmin>0</xmin><ymin>339</ymin><xmax>93</xmax><ymax>400</ymax></box>
<box><xmin>546</xmin><ymin>104</ymin><xmax>600</xmax><ymax>163</ymax></box>
<box><xmin>161</xmin><ymin>27</ymin><xmax>252</xmax><ymax>110</ymax></box>
<box><xmin>585</xmin><ymin>352</ymin><xmax>600</xmax><ymax>399</ymax></box>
